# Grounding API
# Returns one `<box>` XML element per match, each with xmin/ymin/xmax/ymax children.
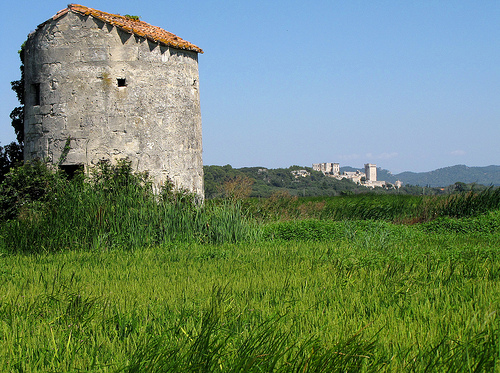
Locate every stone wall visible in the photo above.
<box><xmin>23</xmin><ymin>11</ymin><xmax>203</xmax><ymax>196</ymax></box>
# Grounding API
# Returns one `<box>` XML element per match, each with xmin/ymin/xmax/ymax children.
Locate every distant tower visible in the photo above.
<box><xmin>332</xmin><ymin>163</ymin><xmax>340</xmax><ymax>175</ymax></box>
<box><xmin>365</xmin><ymin>164</ymin><xmax>377</xmax><ymax>182</ymax></box>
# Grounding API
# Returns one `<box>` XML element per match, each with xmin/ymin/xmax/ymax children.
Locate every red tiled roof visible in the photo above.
<box><xmin>49</xmin><ymin>4</ymin><xmax>203</xmax><ymax>53</ymax></box>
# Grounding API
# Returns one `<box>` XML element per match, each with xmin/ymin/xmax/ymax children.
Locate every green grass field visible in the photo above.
<box><xmin>1</xmin><ymin>163</ymin><xmax>500</xmax><ymax>371</ymax></box>
<box><xmin>2</xmin><ymin>217</ymin><xmax>500</xmax><ymax>371</ymax></box>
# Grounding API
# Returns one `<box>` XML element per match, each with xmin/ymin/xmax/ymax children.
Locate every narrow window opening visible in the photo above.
<box><xmin>59</xmin><ymin>164</ymin><xmax>84</xmax><ymax>179</ymax></box>
<box><xmin>32</xmin><ymin>83</ymin><xmax>40</xmax><ymax>106</ymax></box>
<box><xmin>117</xmin><ymin>78</ymin><xmax>127</xmax><ymax>87</ymax></box>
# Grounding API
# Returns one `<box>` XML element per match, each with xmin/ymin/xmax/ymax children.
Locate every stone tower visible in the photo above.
<box><xmin>23</xmin><ymin>4</ymin><xmax>204</xmax><ymax>197</ymax></box>
<box><xmin>364</xmin><ymin>163</ymin><xmax>377</xmax><ymax>182</ymax></box>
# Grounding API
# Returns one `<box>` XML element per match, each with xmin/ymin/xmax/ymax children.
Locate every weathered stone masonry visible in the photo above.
<box><xmin>23</xmin><ymin>4</ymin><xmax>204</xmax><ymax>197</ymax></box>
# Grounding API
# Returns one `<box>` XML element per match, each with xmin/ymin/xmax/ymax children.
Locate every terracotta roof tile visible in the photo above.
<box><xmin>48</xmin><ymin>4</ymin><xmax>203</xmax><ymax>53</ymax></box>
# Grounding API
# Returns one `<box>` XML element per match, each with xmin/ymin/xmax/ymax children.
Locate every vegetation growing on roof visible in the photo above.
<box><xmin>124</xmin><ymin>14</ymin><xmax>140</xmax><ymax>21</ymax></box>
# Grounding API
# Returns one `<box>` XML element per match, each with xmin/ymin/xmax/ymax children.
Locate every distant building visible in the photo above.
<box><xmin>291</xmin><ymin>169</ymin><xmax>310</xmax><ymax>178</ymax></box>
<box><xmin>363</xmin><ymin>164</ymin><xmax>386</xmax><ymax>187</ymax></box>
<box><xmin>341</xmin><ymin>170</ymin><xmax>365</xmax><ymax>184</ymax></box>
<box><xmin>313</xmin><ymin>162</ymin><xmax>400</xmax><ymax>188</ymax></box>
<box><xmin>365</xmin><ymin>164</ymin><xmax>377</xmax><ymax>182</ymax></box>
<box><xmin>313</xmin><ymin>163</ymin><xmax>332</xmax><ymax>174</ymax></box>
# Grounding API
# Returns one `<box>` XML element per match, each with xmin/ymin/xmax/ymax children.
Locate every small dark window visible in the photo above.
<box><xmin>59</xmin><ymin>164</ymin><xmax>84</xmax><ymax>179</ymax></box>
<box><xmin>117</xmin><ymin>78</ymin><xmax>127</xmax><ymax>87</ymax></box>
<box><xmin>32</xmin><ymin>83</ymin><xmax>40</xmax><ymax>106</ymax></box>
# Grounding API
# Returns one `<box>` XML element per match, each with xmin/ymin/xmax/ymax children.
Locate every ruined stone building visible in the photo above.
<box><xmin>313</xmin><ymin>162</ymin><xmax>398</xmax><ymax>187</ymax></box>
<box><xmin>23</xmin><ymin>4</ymin><xmax>204</xmax><ymax>196</ymax></box>
<box><xmin>312</xmin><ymin>163</ymin><xmax>339</xmax><ymax>175</ymax></box>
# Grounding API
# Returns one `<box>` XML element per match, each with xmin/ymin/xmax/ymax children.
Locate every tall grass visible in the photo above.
<box><xmin>2</xmin><ymin>161</ymin><xmax>500</xmax><ymax>255</ymax></box>
<box><xmin>422</xmin><ymin>187</ymin><xmax>500</xmax><ymax>219</ymax></box>
<box><xmin>2</xmin><ymin>173</ymin><xmax>500</xmax><ymax>253</ymax></box>
<box><xmin>0</xmin><ymin>162</ymin><xmax>259</xmax><ymax>253</ymax></box>
<box><xmin>0</xmin><ymin>185</ymin><xmax>258</xmax><ymax>253</ymax></box>
<box><xmin>262</xmin><ymin>209</ymin><xmax>500</xmax><ymax>242</ymax></box>
<box><xmin>120</xmin><ymin>286</ymin><xmax>377</xmax><ymax>373</ymax></box>
<box><xmin>244</xmin><ymin>188</ymin><xmax>500</xmax><ymax>223</ymax></box>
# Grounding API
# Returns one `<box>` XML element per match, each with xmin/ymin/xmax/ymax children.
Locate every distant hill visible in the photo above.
<box><xmin>203</xmin><ymin>164</ymin><xmax>500</xmax><ymax>198</ymax></box>
<box><xmin>393</xmin><ymin>165</ymin><xmax>500</xmax><ymax>187</ymax></box>
<box><xmin>341</xmin><ymin>165</ymin><xmax>500</xmax><ymax>187</ymax></box>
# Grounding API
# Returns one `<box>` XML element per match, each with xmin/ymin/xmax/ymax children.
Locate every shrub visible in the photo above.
<box><xmin>0</xmin><ymin>159</ymin><xmax>67</xmax><ymax>221</ymax></box>
<box><xmin>0</xmin><ymin>142</ymin><xmax>23</xmax><ymax>183</ymax></box>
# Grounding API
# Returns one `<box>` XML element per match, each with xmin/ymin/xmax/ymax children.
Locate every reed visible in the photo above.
<box><xmin>0</xmin><ymin>161</ymin><xmax>258</xmax><ymax>253</ymax></box>
<box><xmin>244</xmin><ymin>188</ymin><xmax>500</xmax><ymax>223</ymax></box>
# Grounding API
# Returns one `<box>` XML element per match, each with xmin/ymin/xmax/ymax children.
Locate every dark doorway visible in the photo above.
<box><xmin>60</xmin><ymin>164</ymin><xmax>84</xmax><ymax>179</ymax></box>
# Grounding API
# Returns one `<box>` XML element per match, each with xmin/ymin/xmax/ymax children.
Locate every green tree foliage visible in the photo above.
<box><xmin>0</xmin><ymin>142</ymin><xmax>23</xmax><ymax>183</ymax></box>
<box><xmin>221</xmin><ymin>175</ymin><xmax>254</xmax><ymax>200</ymax></box>
<box><xmin>10</xmin><ymin>43</ymin><xmax>25</xmax><ymax>147</ymax></box>
<box><xmin>1</xmin><ymin>43</ymin><xmax>26</xmax><ymax>183</ymax></box>
<box><xmin>204</xmin><ymin>165</ymin><xmax>376</xmax><ymax>198</ymax></box>
<box><xmin>0</xmin><ymin>159</ymin><xmax>67</xmax><ymax>221</ymax></box>
<box><xmin>203</xmin><ymin>164</ymin><xmax>244</xmax><ymax>198</ymax></box>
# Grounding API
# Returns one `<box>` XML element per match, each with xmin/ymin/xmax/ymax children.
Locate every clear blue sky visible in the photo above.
<box><xmin>1</xmin><ymin>1</ymin><xmax>499</xmax><ymax>173</ymax></box>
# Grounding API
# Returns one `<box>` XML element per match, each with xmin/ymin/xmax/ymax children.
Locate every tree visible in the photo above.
<box><xmin>454</xmin><ymin>182</ymin><xmax>467</xmax><ymax>193</ymax></box>
<box><xmin>0</xmin><ymin>142</ymin><xmax>23</xmax><ymax>183</ymax></box>
<box><xmin>10</xmin><ymin>43</ymin><xmax>25</xmax><ymax>148</ymax></box>
<box><xmin>0</xmin><ymin>159</ymin><xmax>67</xmax><ymax>221</ymax></box>
<box><xmin>2</xmin><ymin>43</ymin><xmax>26</xmax><ymax>182</ymax></box>
<box><xmin>221</xmin><ymin>175</ymin><xmax>254</xmax><ymax>200</ymax></box>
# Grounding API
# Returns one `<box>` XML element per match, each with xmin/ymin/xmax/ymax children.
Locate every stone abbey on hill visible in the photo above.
<box><xmin>311</xmin><ymin>163</ymin><xmax>402</xmax><ymax>188</ymax></box>
<box><xmin>23</xmin><ymin>4</ymin><xmax>204</xmax><ymax>197</ymax></box>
